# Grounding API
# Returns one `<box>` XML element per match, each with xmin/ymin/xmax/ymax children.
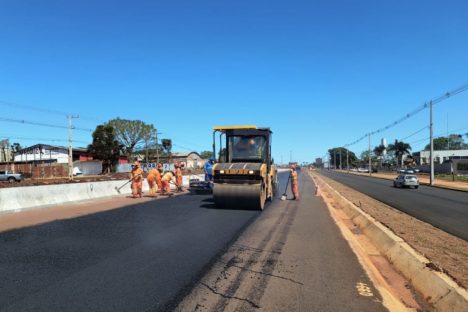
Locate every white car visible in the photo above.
<box><xmin>357</xmin><ymin>167</ymin><xmax>369</xmax><ymax>173</ymax></box>
<box><xmin>393</xmin><ymin>174</ymin><xmax>419</xmax><ymax>189</ymax></box>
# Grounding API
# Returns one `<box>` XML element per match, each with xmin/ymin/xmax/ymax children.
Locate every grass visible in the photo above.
<box><xmin>435</xmin><ymin>174</ymin><xmax>468</xmax><ymax>183</ymax></box>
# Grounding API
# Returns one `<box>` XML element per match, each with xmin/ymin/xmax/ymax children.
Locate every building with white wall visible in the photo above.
<box><xmin>413</xmin><ymin>149</ymin><xmax>468</xmax><ymax>165</ymax></box>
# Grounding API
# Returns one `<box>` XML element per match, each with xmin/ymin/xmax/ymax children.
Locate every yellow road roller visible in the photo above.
<box><xmin>212</xmin><ymin>125</ymin><xmax>278</xmax><ymax>210</ymax></box>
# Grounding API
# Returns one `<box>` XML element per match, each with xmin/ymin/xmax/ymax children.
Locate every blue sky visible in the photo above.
<box><xmin>1</xmin><ymin>0</ymin><xmax>467</xmax><ymax>163</ymax></box>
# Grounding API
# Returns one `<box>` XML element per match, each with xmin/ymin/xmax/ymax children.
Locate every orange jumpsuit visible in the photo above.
<box><xmin>155</xmin><ymin>168</ymin><xmax>162</xmax><ymax>192</ymax></box>
<box><xmin>290</xmin><ymin>169</ymin><xmax>299</xmax><ymax>200</ymax></box>
<box><xmin>131</xmin><ymin>165</ymin><xmax>143</xmax><ymax>198</ymax></box>
<box><xmin>161</xmin><ymin>171</ymin><xmax>175</xmax><ymax>194</ymax></box>
<box><xmin>175</xmin><ymin>167</ymin><xmax>183</xmax><ymax>191</ymax></box>
<box><xmin>146</xmin><ymin>169</ymin><xmax>159</xmax><ymax>196</ymax></box>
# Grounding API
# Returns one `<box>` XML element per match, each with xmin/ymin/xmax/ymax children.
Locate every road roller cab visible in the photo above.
<box><xmin>212</xmin><ymin>126</ymin><xmax>278</xmax><ymax>210</ymax></box>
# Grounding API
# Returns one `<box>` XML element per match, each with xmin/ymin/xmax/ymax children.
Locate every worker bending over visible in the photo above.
<box><xmin>156</xmin><ymin>163</ymin><xmax>163</xmax><ymax>192</ymax></box>
<box><xmin>130</xmin><ymin>160</ymin><xmax>143</xmax><ymax>198</ymax></box>
<box><xmin>290</xmin><ymin>164</ymin><xmax>299</xmax><ymax>200</ymax></box>
<box><xmin>161</xmin><ymin>170</ymin><xmax>175</xmax><ymax>195</ymax></box>
<box><xmin>146</xmin><ymin>167</ymin><xmax>159</xmax><ymax>197</ymax></box>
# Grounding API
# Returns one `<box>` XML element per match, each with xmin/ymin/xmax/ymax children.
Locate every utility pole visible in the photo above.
<box><xmin>156</xmin><ymin>132</ymin><xmax>162</xmax><ymax>164</ymax></box>
<box><xmin>68</xmin><ymin>115</ymin><xmax>79</xmax><ymax>181</ymax></box>
<box><xmin>333</xmin><ymin>149</ymin><xmax>336</xmax><ymax>170</ymax></box>
<box><xmin>368</xmin><ymin>133</ymin><xmax>371</xmax><ymax>176</ymax></box>
<box><xmin>430</xmin><ymin>101</ymin><xmax>434</xmax><ymax>185</ymax></box>
<box><xmin>339</xmin><ymin>148</ymin><xmax>342</xmax><ymax>170</ymax></box>
<box><xmin>346</xmin><ymin>148</ymin><xmax>349</xmax><ymax>172</ymax></box>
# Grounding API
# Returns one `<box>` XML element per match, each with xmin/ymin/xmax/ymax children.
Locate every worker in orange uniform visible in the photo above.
<box><xmin>130</xmin><ymin>160</ymin><xmax>143</xmax><ymax>198</ymax></box>
<box><xmin>161</xmin><ymin>170</ymin><xmax>175</xmax><ymax>195</ymax></box>
<box><xmin>174</xmin><ymin>162</ymin><xmax>184</xmax><ymax>192</ymax></box>
<box><xmin>146</xmin><ymin>167</ymin><xmax>159</xmax><ymax>197</ymax></box>
<box><xmin>155</xmin><ymin>163</ymin><xmax>163</xmax><ymax>193</ymax></box>
<box><xmin>290</xmin><ymin>164</ymin><xmax>299</xmax><ymax>200</ymax></box>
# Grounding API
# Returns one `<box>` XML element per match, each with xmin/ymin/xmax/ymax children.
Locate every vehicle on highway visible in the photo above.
<box><xmin>357</xmin><ymin>167</ymin><xmax>369</xmax><ymax>173</ymax></box>
<box><xmin>393</xmin><ymin>174</ymin><xmax>419</xmax><ymax>189</ymax></box>
<box><xmin>212</xmin><ymin>125</ymin><xmax>278</xmax><ymax>210</ymax></box>
<box><xmin>0</xmin><ymin>170</ymin><xmax>23</xmax><ymax>182</ymax></box>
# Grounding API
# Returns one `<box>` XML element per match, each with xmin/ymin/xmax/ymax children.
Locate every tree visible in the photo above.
<box><xmin>9</xmin><ymin>142</ymin><xmax>22</xmax><ymax>161</ymax></box>
<box><xmin>387</xmin><ymin>140</ymin><xmax>411</xmax><ymax>166</ymax></box>
<box><xmin>373</xmin><ymin>144</ymin><xmax>386</xmax><ymax>168</ymax></box>
<box><xmin>88</xmin><ymin>124</ymin><xmax>122</xmax><ymax>173</ymax></box>
<box><xmin>107</xmin><ymin>118</ymin><xmax>157</xmax><ymax>159</ymax></box>
<box><xmin>328</xmin><ymin>147</ymin><xmax>357</xmax><ymax>169</ymax></box>
<box><xmin>200</xmin><ymin>150</ymin><xmax>213</xmax><ymax>159</ymax></box>
<box><xmin>424</xmin><ymin>134</ymin><xmax>467</xmax><ymax>150</ymax></box>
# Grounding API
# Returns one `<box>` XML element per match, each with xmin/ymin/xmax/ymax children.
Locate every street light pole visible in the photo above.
<box><xmin>430</xmin><ymin>100</ymin><xmax>434</xmax><ymax>186</ymax></box>
<box><xmin>368</xmin><ymin>133</ymin><xmax>372</xmax><ymax>176</ymax></box>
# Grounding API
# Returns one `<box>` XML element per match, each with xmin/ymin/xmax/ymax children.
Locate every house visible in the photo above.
<box><xmin>14</xmin><ymin>144</ymin><xmax>92</xmax><ymax>163</ymax></box>
<box><xmin>158</xmin><ymin>152</ymin><xmax>205</xmax><ymax>169</ymax></box>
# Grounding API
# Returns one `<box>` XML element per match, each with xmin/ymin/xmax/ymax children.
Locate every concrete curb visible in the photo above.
<box><xmin>0</xmin><ymin>174</ymin><xmax>204</xmax><ymax>214</ymax></box>
<box><xmin>312</xmin><ymin>173</ymin><xmax>468</xmax><ymax>311</ymax></box>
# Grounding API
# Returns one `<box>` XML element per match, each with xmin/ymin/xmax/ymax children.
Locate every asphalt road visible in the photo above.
<box><xmin>320</xmin><ymin>170</ymin><xmax>468</xmax><ymax>241</ymax></box>
<box><xmin>0</xmin><ymin>171</ymin><xmax>386</xmax><ymax>312</ymax></box>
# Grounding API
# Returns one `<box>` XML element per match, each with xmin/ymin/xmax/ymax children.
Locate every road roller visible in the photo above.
<box><xmin>212</xmin><ymin>125</ymin><xmax>278</xmax><ymax>210</ymax></box>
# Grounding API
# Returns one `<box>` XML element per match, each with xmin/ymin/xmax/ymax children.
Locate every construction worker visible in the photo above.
<box><xmin>161</xmin><ymin>170</ymin><xmax>175</xmax><ymax>195</ymax></box>
<box><xmin>156</xmin><ymin>162</ymin><xmax>163</xmax><ymax>193</ymax></box>
<box><xmin>146</xmin><ymin>167</ymin><xmax>159</xmax><ymax>197</ymax></box>
<box><xmin>290</xmin><ymin>164</ymin><xmax>299</xmax><ymax>200</ymax></box>
<box><xmin>204</xmin><ymin>156</ymin><xmax>215</xmax><ymax>182</ymax></box>
<box><xmin>130</xmin><ymin>160</ymin><xmax>143</xmax><ymax>198</ymax></box>
<box><xmin>174</xmin><ymin>162</ymin><xmax>184</xmax><ymax>192</ymax></box>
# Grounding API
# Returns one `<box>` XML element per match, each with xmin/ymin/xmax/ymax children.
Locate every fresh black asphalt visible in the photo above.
<box><xmin>320</xmin><ymin>170</ymin><xmax>468</xmax><ymax>241</ymax></box>
<box><xmin>0</xmin><ymin>171</ymin><xmax>386</xmax><ymax>312</ymax></box>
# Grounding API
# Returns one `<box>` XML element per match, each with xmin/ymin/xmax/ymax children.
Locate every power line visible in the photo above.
<box><xmin>0</xmin><ymin>117</ymin><xmax>92</xmax><ymax>132</ymax></box>
<box><xmin>0</xmin><ymin>99</ymin><xmax>105</xmax><ymax>123</ymax></box>
<box><xmin>400</xmin><ymin>126</ymin><xmax>429</xmax><ymax>141</ymax></box>
<box><xmin>0</xmin><ymin>135</ymin><xmax>88</xmax><ymax>145</ymax></box>
<box><xmin>343</xmin><ymin>84</ymin><xmax>468</xmax><ymax>147</ymax></box>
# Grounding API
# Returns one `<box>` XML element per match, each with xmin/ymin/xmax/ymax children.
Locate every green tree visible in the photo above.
<box><xmin>88</xmin><ymin>124</ymin><xmax>122</xmax><ymax>173</ymax></box>
<box><xmin>387</xmin><ymin>140</ymin><xmax>411</xmax><ymax>166</ymax></box>
<box><xmin>107</xmin><ymin>118</ymin><xmax>157</xmax><ymax>159</ymax></box>
<box><xmin>200</xmin><ymin>150</ymin><xmax>213</xmax><ymax>159</ymax></box>
<box><xmin>328</xmin><ymin>147</ymin><xmax>357</xmax><ymax>169</ymax></box>
<box><xmin>373</xmin><ymin>144</ymin><xmax>386</xmax><ymax>168</ymax></box>
<box><xmin>424</xmin><ymin>134</ymin><xmax>467</xmax><ymax>150</ymax></box>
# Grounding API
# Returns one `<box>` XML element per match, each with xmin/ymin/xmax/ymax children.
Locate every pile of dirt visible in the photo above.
<box><xmin>315</xmin><ymin>171</ymin><xmax>468</xmax><ymax>289</ymax></box>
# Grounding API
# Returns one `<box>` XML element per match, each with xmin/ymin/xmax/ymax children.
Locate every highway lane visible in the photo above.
<box><xmin>0</xmin><ymin>192</ymin><xmax>260</xmax><ymax>312</ymax></box>
<box><xmin>0</xmin><ymin>171</ymin><xmax>386</xmax><ymax>312</ymax></box>
<box><xmin>320</xmin><ymin>170</ymin><xmax>468</xmax><ymax>241</ymax></box>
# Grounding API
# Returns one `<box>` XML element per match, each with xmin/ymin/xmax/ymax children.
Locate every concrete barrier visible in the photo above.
<box><xmin>312</xmin><ymin>173</ymin><xmax>468</xmax><ymax>311</ymax></box>
<box><xmin>0</xmin><ymin>174</ymin><xmax>205</xmax><ymax>214</ymax></box>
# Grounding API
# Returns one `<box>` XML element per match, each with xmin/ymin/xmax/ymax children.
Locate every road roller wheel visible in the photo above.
<box><xmin>213</xmin><ymin>182</ymin><xmax>265</xmax><ymax>210</ymax></box>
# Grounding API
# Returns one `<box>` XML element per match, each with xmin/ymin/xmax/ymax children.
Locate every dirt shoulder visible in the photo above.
<box><xmin>315</xmin><ymin>171</ymin><xmax>468</xmax><ymax>289</ymax></box>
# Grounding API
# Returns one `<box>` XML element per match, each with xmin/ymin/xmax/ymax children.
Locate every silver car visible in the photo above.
<box><xmin>393</xmin><ymin>174</ymin><xmax>419</xmax><ymax>189</ymax></box>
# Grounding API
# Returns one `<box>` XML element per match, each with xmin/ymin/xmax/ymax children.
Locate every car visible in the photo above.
<box><xmin>0</xmin><ymin>170</ymin><xmax>23</xmax><ymax>182</ymax></box>
<box><xmin>357</xmin><ymin>167</ymin><xmax>369</xmax><ymax>173</ymax></box>
<box><xmin>393</xmin><ymin>174</ymin><xmax>419</xmax><ymax>189</ymax></box>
